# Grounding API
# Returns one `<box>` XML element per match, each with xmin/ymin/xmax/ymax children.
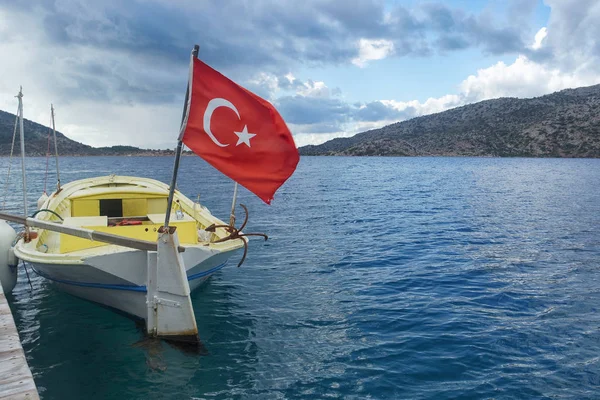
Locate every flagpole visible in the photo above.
<box><xmin>164</xmin><ymin>44</ymin><xmax>199</xmax><ymax>228</ymax></box>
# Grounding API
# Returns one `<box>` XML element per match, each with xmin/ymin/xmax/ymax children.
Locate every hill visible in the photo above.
<box><xmin>299</xmin><ymin>85</ymin><xmax>600</xmax><ymax>157</ymax></box>
<box><xmin>0</xmin><ymin>109</ymin><xmax>174</xmax><ymax>156</ymax></box>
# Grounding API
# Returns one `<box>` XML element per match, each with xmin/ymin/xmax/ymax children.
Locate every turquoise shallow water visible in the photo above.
<box><xmin>3</xmin><ymin>156</ymin><xmax>600</xmax><ymax>399</ymax></box>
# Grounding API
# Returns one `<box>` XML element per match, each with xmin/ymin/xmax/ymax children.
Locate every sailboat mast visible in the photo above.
<box><xmin>51</xmin><ymin>104</ymin><xmax>61</xmax><ymax>192</ymax></box>
<box><xmin>164</xmin><ymin>44</ymin><xmax>199</xmax><ymax>228</ymax></box>
<box><xmin>16</xmin><ymin>87</ymin><xmax>28</xmax><ymax>218</ymax></box>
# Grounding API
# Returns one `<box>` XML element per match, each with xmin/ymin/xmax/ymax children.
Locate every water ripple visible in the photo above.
<box><xmin>3</xmin><ymin>156</ymin><xmax>600</xmax><ymax>399</ymax></box>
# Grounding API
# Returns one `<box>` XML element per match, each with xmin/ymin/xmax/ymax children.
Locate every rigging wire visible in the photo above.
<box><xmin>50</xmin><ymin>105</ymin><xmax>61</xmax><ymax>192</ymax></box>
<box><xmin>1</xmin><ymin>105</ymin><xmax>20</xmax><ymax>211</ymax></box>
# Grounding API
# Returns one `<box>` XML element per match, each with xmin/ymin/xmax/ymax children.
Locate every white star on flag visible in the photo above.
<box><xmin>234</xmin><ymin>125</ymin><xmax>257</xmax><ymax>147</ymax></box>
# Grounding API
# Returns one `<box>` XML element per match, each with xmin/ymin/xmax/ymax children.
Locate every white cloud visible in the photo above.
<box><xmin>284</xmin><ymin>73</ymin><xmax>295</xmax><ymax>84</ymax></box>
<box><xmin>297</xmin><ymin>80</ymin><xmax>331</xmax><ymax>98</ymax></box>
<box><xmin>246</xmin><ymin>72</ymin><xmax>280</xmax><ymax>100</ymax></box>
<box><xmin>292</xmin><ymin>119</ymin><xmax>399</xmax><ymax>147</ymax></box>
<box><xmin>459</xmin><ymin>55</ymin><xmax>598</xmax><ymax>101</ymax></box>
<box><xmin>380</xmin><ymin>94</ymin><xmax>463</xmax><ymax>117</ymax></box>
<box><xmin>535</xmin><ymin>0</ymin><xmax>600</xmax><ymax>75</ymax></box>
<box><xmin>531</xmin><ymin>27</ymin><xmax>547</xmax><ymax>50</ymax></box>
<box><xmin>0</xmin><ymin>6</ymin><xmax>188</xmax><ymax>150</ymax></box>
<box><xmin>352</xmin><ymin>39</ymin><xmax>395</xmax><ymax>67</ymax></box>
<box><xmin>56</xmin><ymin>102</ymin><xmax>182</xmax><ymax>149</ymax></box>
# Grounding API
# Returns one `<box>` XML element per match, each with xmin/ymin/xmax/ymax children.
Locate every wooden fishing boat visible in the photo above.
<box><xmin>12</xmin><ymin>175</ymin><xmax>244</xmax><ymax>322</ymax></box>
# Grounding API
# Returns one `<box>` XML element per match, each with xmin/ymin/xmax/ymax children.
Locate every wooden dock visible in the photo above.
<box><xmin>0</xmin><ymin>284</ymin><xmax>39</xmax><ymax>400</ymax></box>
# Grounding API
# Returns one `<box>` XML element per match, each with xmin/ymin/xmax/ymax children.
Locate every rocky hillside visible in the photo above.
<box><xmin>300</xmin><ymin>85</ymin><xmax>600</xmax><ymax>157</ymax></box>
<box><xmin>0</xmin><ymin>109</ymin><xmax>175</xmax><ymax>156</ymax></box>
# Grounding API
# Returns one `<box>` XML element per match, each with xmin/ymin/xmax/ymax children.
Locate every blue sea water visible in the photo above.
<box><xmin>3</xmin><ymin>155</ymin><xmax>600</xmax><ymax>399</ymax></box>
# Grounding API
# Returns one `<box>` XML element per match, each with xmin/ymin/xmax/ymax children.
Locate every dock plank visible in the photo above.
<box><xmin>0</xmin><ymin>289</ymin><xmax>39</xmax><ymax>400</ymax></box>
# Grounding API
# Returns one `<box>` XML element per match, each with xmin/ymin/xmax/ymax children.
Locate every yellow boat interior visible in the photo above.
<box><xmin>33</xmin><ymin>175</ymin><xmax>233</xmax><ymax>255</ymax></box>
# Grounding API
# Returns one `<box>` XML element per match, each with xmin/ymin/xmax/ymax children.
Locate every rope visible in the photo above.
<box><xmin>1</xmin><ymin>105</ymin><xmax>20</xmax><ymax>211</ymax></box>
<box><xmin>30</xmin><ymin>209</ymin><xmax>64</xmax><ymax>221</ymax></box>
<box><xmin>204</xmin><ymin>204</ymin><xmax>268</xmax><ymax>267</ymax></box>
<box><xmin>21</xmin><ymin>260</ymin><xmax>33</xmax><ymax>291</ymax></box>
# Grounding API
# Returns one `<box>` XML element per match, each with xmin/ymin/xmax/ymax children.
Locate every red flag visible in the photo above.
<box><xmin>180</xmin><ymin>58</ymin><xmax>299</xmax><ymax>204</ymax></box>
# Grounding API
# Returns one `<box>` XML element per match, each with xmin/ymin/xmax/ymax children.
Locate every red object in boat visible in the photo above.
<box><xmin>116</xmin><ymin>220</ymin><xmax>143</xmax><ymax>226</ymax></box>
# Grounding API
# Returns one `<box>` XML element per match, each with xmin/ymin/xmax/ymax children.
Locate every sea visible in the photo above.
<box><xmin>2</xmin><ymin>155</ymin><xmax>600</xmax><ymax>399</ymax></box>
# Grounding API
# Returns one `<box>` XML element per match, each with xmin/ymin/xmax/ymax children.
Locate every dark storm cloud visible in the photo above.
<box><xmin>436</xmin><ymin>35</ymin><xmax>471</xmax><ymax>51</ymax></box>
<box><xmin>276</xmin><ymin>95</ymin><xmax>409</xmax><ymax>133</ymax></box>
<box><xmin>464</xmin><ymin>17</ymin><xmax>525</xmax><ymax>55</ymax></box>
<box><xmin>354</xmin><ymin>101</ymin><xmax>406</xmax><ymax>122</ymax></box>
<box><xmin>8</xmin><ymin>0</ymin><xmax>532</xmax><ymax>64</ymax></box>
<box><xmin>0</xmin><ymin>0</ymin><xmax>534</xmax><ymax>109</ymax></box>
<box><xmin>276</xmin><ymin>96</ymin><xmax>352</xmax><ymax>125</ymax></box>
<box><xmin>419</xmin><ymin>3</ymin><xmax>528</xmax><ymax>55</ymax></box>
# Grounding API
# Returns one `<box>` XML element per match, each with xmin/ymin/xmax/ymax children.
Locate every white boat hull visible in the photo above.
<box><xmin>28</xmin><ymin>249</ymin><xmax>233</xmax><ymax>320</ymax></box>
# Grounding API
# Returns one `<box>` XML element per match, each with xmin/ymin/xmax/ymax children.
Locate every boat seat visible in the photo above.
<box><xmin>63</xmin><ymin>216</ymin><xmax>108</xmax><ymax>227</ymax></box>
<box><xmin>147</xmin><ymin>213</ymin><xmax>195</xmax><ymax>223</ymax></box>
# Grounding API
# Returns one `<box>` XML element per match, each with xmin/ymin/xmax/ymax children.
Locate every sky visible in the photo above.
<box><xmin>0</xmin><ymin>0</ymin><xmax>599</xmax><ymax>149</ymax></box>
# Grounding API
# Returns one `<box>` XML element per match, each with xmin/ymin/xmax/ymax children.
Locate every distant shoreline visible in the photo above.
<box><xmin>0</xmin><ymin>152</ymin><xmax>197</xmax><ymax>157</ymax></box>
<box><xmin>2</xmin><ymin>154</ymin><xmax>598</xmax><ymax>158</ymax></box>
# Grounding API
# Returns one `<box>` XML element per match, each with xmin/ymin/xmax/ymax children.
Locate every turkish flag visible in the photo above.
<box><xmin>180</xmin><ymin>58</ymin><xmax>299</xmax><ymax>204</ymax></box>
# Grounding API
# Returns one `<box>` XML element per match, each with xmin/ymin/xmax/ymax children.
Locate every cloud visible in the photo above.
<box><xmin>460</xmin><ymin>55</ymin><xmax>598</xmax><ymax>101</ymax></box>
<box><xmin>273</xmin><ymin>77</ymin><xmax>410</xmax><ymax>140</ymax></box>
<box><xmin>285</xmin><ymin>47</ymin><xmax>600</xmax><ymax>147</ymax></box>
<box><xmin>418</xmin><ymin>2</ymin><xmax>530</xmax><ymax>55</ymax></box>
<box><xmin>352</xmin><ymin>39</ymin><xmax>395</xmax><ymax>67</ymax></box>
<box><xmin>1</xmin><ymin>0</ymin><xmax>597</xmax><ymax>149</ymax></box>
<box><xmin>529</xmin><ymin>0</ymin><xmax>600</xmax><ymax>74</ymax></box>
<box><xmin>1</xmin><ymin>0</ymin><xmax>534</xmax><ymax>93</ymax></box>
<box><xmin>275</xmin><ymin>85</ymin><xmax>456</xmax><ymax>144</ymax></box>
<box><xmin>297</xmin><ymin>80</ymin><xmax>334</xmax><ymax>98</ymax></box>
<box><xmin>380</xmin><ymin>95</ymin><xmax>463</xmax><ymax>118</ymax></box>
<box><xmin>287</xmin><ymin>0</ymin><xmax>600</xmax><ymax>146</ymax></box>
<box><xmin>276</xmin><ymin>96</ymin><xmax>351</xmax><ymax>126</ymax></box>
<box><xmin>531</xmin><ymin>27</ymin><xmax>547</xmax><ymax>50</ymax></box>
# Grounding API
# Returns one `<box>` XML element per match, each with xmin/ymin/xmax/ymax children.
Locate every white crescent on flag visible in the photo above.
<box><xmin>202</xmin><ymin>98</ymin><xmax>257</xmax><ymax>148</ymax></box>
<box><xmin>203</xmin><ymin>98</ymin><xmax>238</xmax><ymax>147</ymax></box>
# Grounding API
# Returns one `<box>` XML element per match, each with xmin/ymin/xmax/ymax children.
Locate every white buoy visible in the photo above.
<box><xmin>0</xmin><ymin>220</ymin><xmax>17</xmax><ymax>293</ymax></box>
<box><xmin>37</xmin><ymin>192</ymin><xmax>49</xmax><ymax>210</ymax></box>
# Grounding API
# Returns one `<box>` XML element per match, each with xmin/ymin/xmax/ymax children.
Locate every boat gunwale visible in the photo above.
<box><xmin>14</xmin><ymin>238</ymin><xmax>244</xmax><ymax>265</ymax></box>
<box><xmin>13</xmin><ymin>174</ymin><xmax>245</xmax><ymax>264</ymax></box>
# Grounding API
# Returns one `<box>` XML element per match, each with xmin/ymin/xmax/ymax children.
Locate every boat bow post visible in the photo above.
<box><xmin>146</xmin><ymin>226</ymin><xmax>198</xmax><ymax>342</ymax></box>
